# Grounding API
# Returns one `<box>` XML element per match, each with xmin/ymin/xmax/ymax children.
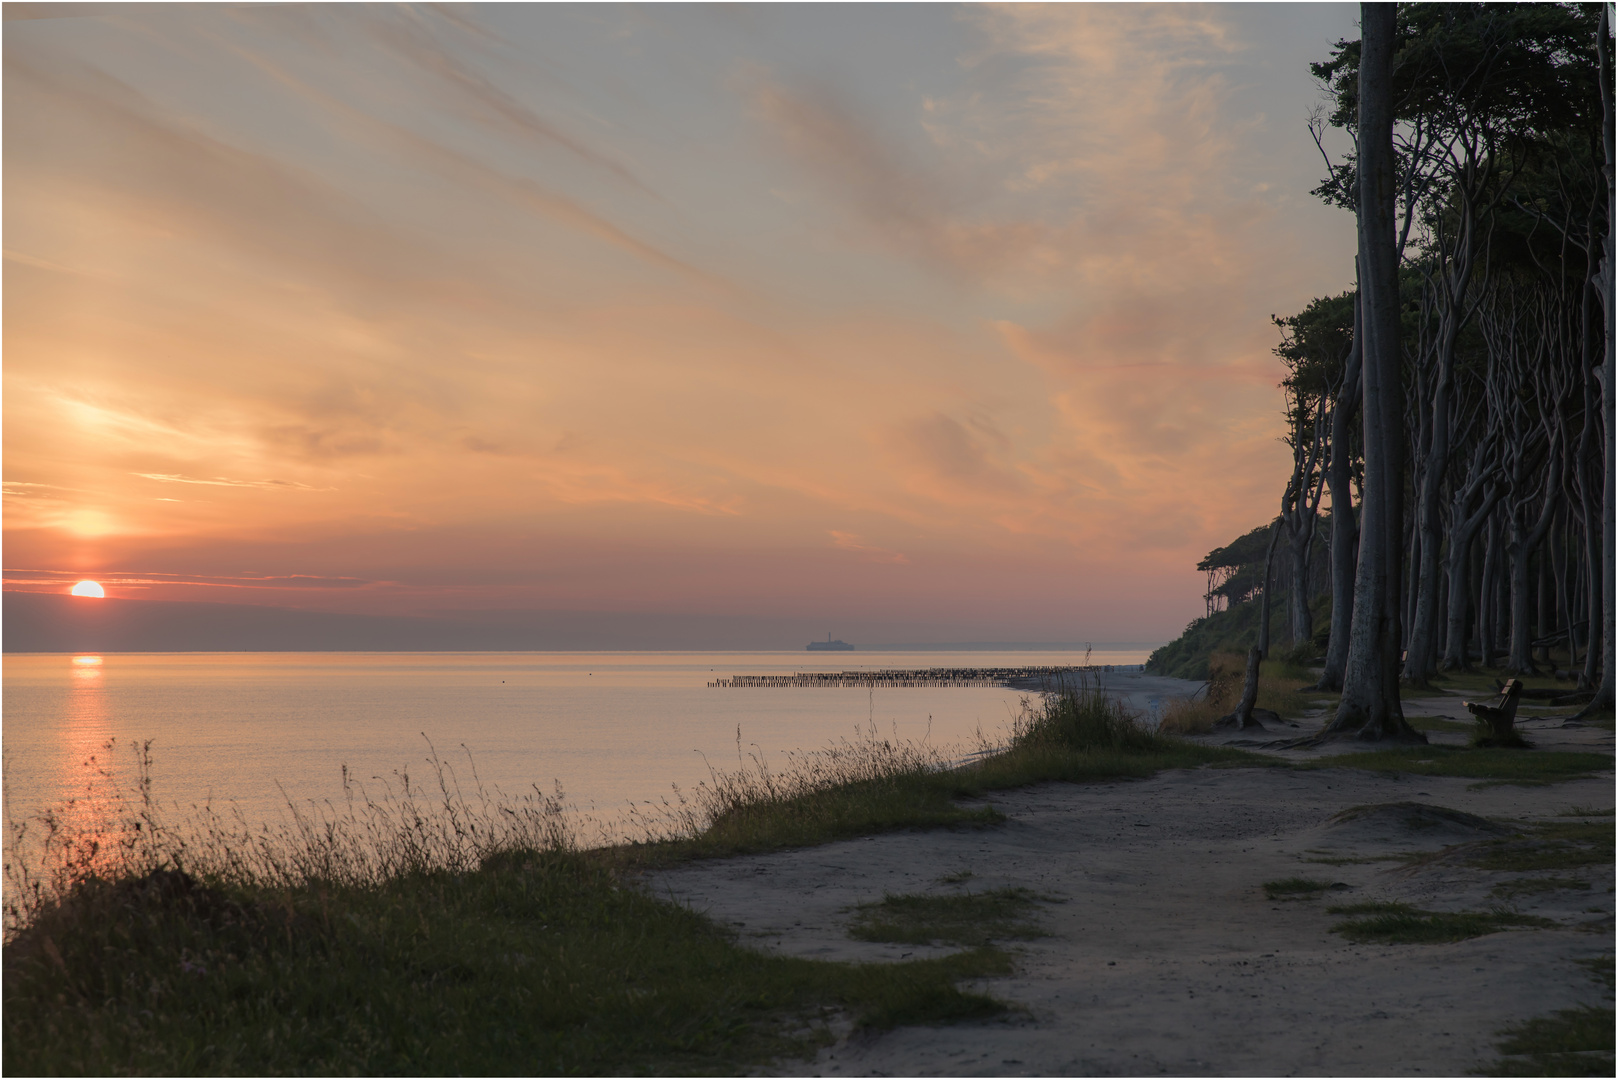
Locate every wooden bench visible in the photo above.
<box><xmin>1464</xmin><ymin>679</ymin><xmax>1523</xmax><ymax>741</ymax></box>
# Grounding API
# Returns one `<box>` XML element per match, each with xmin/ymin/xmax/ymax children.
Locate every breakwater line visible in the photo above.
<box><xmin>708</xmin><ymin>665</ymin><xmax>1145</xmax><ymax>690</ymax></box>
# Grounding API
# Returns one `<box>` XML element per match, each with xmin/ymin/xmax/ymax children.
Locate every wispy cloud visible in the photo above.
<box><xmin>132</xmin><ymin>473</ymin><xmax>330</xmax><ymax>491</ymax></box>
<box><xmin>2</xmin><ymin>5</ymin><xmax>1355</xmax><ymax>636</ymax></box>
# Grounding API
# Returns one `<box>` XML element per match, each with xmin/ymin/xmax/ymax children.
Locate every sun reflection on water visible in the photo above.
<box><xmin>23</xmin><ymin>654</ymin><xmax>135</xmax><ymax>891</ymax></box>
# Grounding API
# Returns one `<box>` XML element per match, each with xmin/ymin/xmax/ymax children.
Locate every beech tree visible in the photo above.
<box><xmin>1321</xmin><ymin>3</ymin><xmax>1423</xmax><ymax>741</ymax></box>
<box><xmin>1160</xmin><ymin>4</ymin><xmax>1610</xmax><ymax>718</ymax></box>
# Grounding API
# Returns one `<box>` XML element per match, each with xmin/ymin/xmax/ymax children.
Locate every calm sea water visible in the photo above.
<box><xmin>2</xmin><ymin>649</ymin><xmax>1148</xmax><ymax>845</ymax></box>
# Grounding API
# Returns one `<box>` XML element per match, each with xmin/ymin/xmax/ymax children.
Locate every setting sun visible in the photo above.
<box><xmin>69</xmin><ymin>580</ymin><xmax>105</xmax><ymax>598</ymax></box>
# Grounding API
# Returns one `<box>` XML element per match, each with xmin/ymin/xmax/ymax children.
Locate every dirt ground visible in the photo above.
<box><xmin>647</xmin><ymin>674</ymin><xmax>1615</xmax><ymax>1077</ymax></box>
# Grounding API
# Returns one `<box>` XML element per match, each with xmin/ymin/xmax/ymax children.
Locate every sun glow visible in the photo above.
<box><xmin>70</xmin><ymin>580</ymin><xmax>105</xmax><ymax>598</ymax></box>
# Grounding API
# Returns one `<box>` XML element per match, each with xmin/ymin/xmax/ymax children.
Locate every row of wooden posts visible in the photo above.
<box><xmin>707</xmin><ymin>664</ymin><xmax>1144</xmax><ymax>689</ymax></box>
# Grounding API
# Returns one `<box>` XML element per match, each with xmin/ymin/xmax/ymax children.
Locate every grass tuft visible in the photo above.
<box><xmin>1157</xmin><ymin>651</ymin><xmax>1321</xmax><ymax>734</ymax></box>
<box><xmin>617</xmin><ymin>681</ymin><xmax>1271</xmax><ymax>868</ymax></box>
<box><xmin>1484</xmin><ymin>1006</ymin><xmax>1616</xmax><ymax>1076</ymax></box>
<box><xmin>1263</xmin><ymin>876</ymin><xmax>1350</xmax><ymax>899</ymax></box>
<box><xmin>1462</xmin><ymin>822</ymin><xmax>1615</xmax><ymax>874</ymax></box>
<box><xmin>848</xmin><ymin>888</ymin><xmax>1051</xmax><ymax>947</ymax></box>
<box><xmin>1325</xmin><ymin>901</ymin><xmax>1556</xmax><ymax>944</ymax></box>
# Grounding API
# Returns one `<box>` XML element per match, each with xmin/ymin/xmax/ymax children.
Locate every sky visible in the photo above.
<box><xmin>3</xmin><ymin>2</ymin><xmax>1361</xmax><ymax>645</ymax></box>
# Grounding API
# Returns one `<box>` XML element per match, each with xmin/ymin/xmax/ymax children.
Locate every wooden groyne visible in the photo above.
<box><xmin>708</xmin><ymin>665</ymin><xmax>1144</xmax><ymax>689</ymax></box>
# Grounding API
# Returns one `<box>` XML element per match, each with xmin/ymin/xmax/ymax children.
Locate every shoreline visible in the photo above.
<box><xmin>647</xmin><ymin>678</ymin><xmax>1615</xmax><ymax>1076</ymax></box>
<box><xmin>7</xmin><ymin>671</ymin><xmax>1611</xmax><ymax>1075</ymax></box>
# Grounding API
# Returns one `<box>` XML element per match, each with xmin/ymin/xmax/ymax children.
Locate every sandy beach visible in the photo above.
<box><xmin>649</xmin><ymin>674</ymin><xmax>1616</xmax><ymax>1076</ymax></box>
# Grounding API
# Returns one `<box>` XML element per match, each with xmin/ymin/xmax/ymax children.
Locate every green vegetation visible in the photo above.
<box><xmin>621</xmin><ymin>687</ymin><xmax>1271</xmax><ymax>868</ymax></box>
<box><xmin>1147</xmin><ymin>585</ymin><xmax>1331</xmax><ymax>681</ymax></box>
<box><xmin>1485</xmin><ymin>958</ymin><xmax>1615</xmax><ymax>1077</ymax></box>
<box><xmin>1155</xmin><ymin>650</ymin><xmax>1327</xmax><ymax>734</ymax></box>
<box><xmin>1485</xmin><ymin>1007</ymin><xmax>1617</xmax><ymax>1077</ymax></box>
<box><xmin>848</xmin><ymin>889</ymin><xmax>1051</xmax><ymax>948</ymax></box>
<box><xmin>3</xmin><ymin>684</ymin><xmax>1268</xmax><ymax>1074</ymax></box>
<box><xmin>4</xmin><ymin>854</ymin><xmax>1011</xmax><ymax>1075</ymax></box>
<box><xmin>1325</xmin><ymin>902</ymin><xmax>1555</xmax><ymax>944</ymax></box>
<box><xmin>1461</xmin><ymin>821</ymin><xmax>1615</xmax><ymax>874</ymax></box>
<box><xmin>1263</xmin><ymin>877</ymin><xmax>1350</xmax><ymax>899</ymax></box>
<box><xmin>1294</xmin><ymin>746</ymin><xmax>1612</xmax><ymax>786</ymax></box>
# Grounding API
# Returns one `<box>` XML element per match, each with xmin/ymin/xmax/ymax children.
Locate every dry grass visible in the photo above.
<box><xmin>1157</xmin><ymin>652</ymin><xmax>1243</xmax><ymax>734</ymax></box>
<box><xmin>1157</xmin><ymin>651</ymin><xmax>1321</xmax><ymax>734</ymax></box>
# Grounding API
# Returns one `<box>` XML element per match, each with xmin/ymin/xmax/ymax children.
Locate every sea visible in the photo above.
<box><xmin>2</xmin><ymin>648</ymin><xmax>1150</xmax><ymax>849</ymax></box>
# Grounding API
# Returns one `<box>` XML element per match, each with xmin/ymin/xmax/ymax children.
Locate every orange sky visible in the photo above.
<box><xmin>3</xmin><ymin>3</ymin><xmax>1358</xmax><ymax>643</ymax></box>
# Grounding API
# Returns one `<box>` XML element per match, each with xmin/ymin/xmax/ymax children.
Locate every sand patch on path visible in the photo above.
<box><xmin>646</xmin><ymin>766</ymin><xmax>1613</xmax><ymax>1076</ymax></box>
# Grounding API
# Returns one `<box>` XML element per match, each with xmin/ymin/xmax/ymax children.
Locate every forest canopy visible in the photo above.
<box><xmin>1150</xmin><ymin>2</ymin><xmax>1614</xmax><ymax>720</ymax></box>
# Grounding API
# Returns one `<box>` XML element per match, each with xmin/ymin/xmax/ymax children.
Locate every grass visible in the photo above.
<box><xmin>1484</xmin><ymin>1007</ymin><xmax>1617</xmax><ymax>1076</ymax></box>
<box><xmin>847</xmin><ymin>888</ymin><xmax>1051</xmax><ymax>947</ymax></box>
<box><xmin>5</xmin><ymin>853</ymin><xmax>1013</xmax><ymax>1075</ymax></box>
<box><xmin>1263</xmin><ymin>876</ymin><xmax>1350</xmax><ymax>899</ymax></box>
<box><xmin>616</xmin><ymin>686</ymin><xmax>1271</xmax><ymax>868</ymax></box>
<box><xmin>3</xmin><ymin>681</ymin><xmax>1266</xmax><ymax>1074</ymax></box>
<box><xmin>1460</xmin><ymin>821</ymin><xmax>1615</xmax><ymax>874</ymax></box>
<box><xmin>1293</xmin><ymin>746</ymin><xmax>1613</xmax><ymax>786</ymax></box>
<box><xmin>1325</xmin><ymin>901</ymin><xmax>1556</xmax><ymax>944</ymax></box>
<box><xmin>1483</xmin><ymin>956</ymin><xmax>1615</xmax><ymax>1076</ymax></box>
<box><xmin>1157</xmin><ymin>650</ymin><xmax>1323</xmax><ymax>734</ymax></box>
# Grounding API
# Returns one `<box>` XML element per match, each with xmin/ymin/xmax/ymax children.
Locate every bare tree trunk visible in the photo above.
<box><xmin>1316</xmin><ymin>293</ymin><xmax>1363</xmax><ymax>692</ymax></box>
<box><xmin>1580</xmin><ymin>433</ymin><xmax>1603</xmax><ymax>687</ymax></box>
<box><xmin>1577</xmin><ymin>3</ymin><xmax>1617</xmax><ymax>719</ymax></box>
<box><xmin>1505</xmin><ymin>453</ymin><xmax>1560</xmax><ymax>675</ymax></box>
<box><xmin>1322</xmin><ymin>4</ymin><xmax>1424</xmax><ymax>743</ymax></box>
<box><xmin>1441</xmin><ymin>470</ymin><xmax>1498</xmax><ymax>670</ymax></box>
<box><xmin>1478</xmin><ymin>514</ymin><xmax>1500</xmax><ymax>667</ymax></box>
<box><xmin>1258</xmin><ymin>520</ymin><xmax>1282</xmax><ymax>660</ymax></box>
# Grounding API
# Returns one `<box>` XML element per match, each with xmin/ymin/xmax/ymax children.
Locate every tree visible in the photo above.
<box><xmin>1321</xmin><ymin>4</ymin><xmax>1426</xmax><ymax>742</ymax></box>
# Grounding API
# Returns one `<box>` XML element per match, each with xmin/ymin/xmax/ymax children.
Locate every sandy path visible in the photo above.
<box><xmin>646</xmin><ymin>688</ymin><xmax>1614</xmax><ymax>1076</ymax></box>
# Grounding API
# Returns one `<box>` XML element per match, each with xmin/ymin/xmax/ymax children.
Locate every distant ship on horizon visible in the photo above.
<box><xmin>806</xmin><ymin>633</ymin><xmax>855</xmax><ymax>651</ymax></box>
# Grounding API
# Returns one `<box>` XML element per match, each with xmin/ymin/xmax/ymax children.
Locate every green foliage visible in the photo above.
<box><xmin>1147</xmin><ymin>593</ymin><xmax>1332</xmax><ymax>680</ymax></box>
<box><xmin>1308</xmin><ymin>4</ymin><xmax>1606</xmax><ymax>207</ymax></box>
<box><xmin>848</xmin><ymin>889</ymin><xmax>1051</xmax><ymax>948</ymax></box>
<box><xmin>1325</xmin><ymin>901</ymin><xmax>1555</xmax><ymax>944</ymax></box>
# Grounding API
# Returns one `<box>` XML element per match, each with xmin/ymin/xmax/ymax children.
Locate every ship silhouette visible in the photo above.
<box><xmin>806</xmin><ymin>633</ymin><xmax>855</xmax><ymax>651</ymax></box>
